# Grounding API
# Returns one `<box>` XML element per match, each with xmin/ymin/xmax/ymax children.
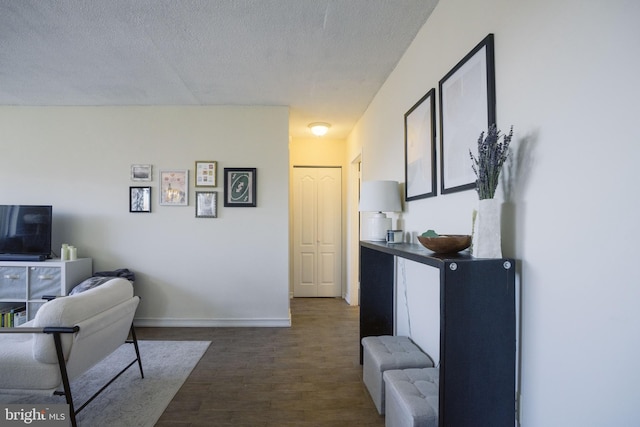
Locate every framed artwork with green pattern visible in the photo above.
<box><xmin>223</xmin><ymin>168</ymin><xmax>256</xmax><ymax>207</ymax></box>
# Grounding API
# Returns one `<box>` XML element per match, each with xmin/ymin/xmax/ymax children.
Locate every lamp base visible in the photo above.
<box><xmin>368</xmin><ymin>212</ymin><xmax>392</xmax><ymax>241</ymax></box>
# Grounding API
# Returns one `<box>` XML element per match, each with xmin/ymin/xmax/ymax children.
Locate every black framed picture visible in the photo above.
<box><xmin>129</xmin><ymin>186</ymin><xmax>151</xmax><ymax>213</ymax></box>
<box><xmin>405</xmin><ymin>88</ymin><xmax>437</xmax><ymax>201</ymax></box>
<box><xmin>224</xmin><ymin>168</ymin><xmax>257</xmax><ymax>207</ymax></box>
<box><xmin>439</xmin><ymin>33</ymin><xmax>496</xmax><ymax>195</ymax></box>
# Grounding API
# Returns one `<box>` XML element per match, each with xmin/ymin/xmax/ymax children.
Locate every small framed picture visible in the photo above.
<box><xmin>196</xmin><ymin>191</ymin><xmax>218</xmax><ymax>218</ymax></box>
<box><xmin>130</xmin><ymin>186</ymin><xmax>151</xmax><ymax>213</ymax></box>
<box><xmin>195</xmin><ymin>161</ymin><xmax>217</xmax><ymax>187</ymax></box>
<box><xmin>224</xmin><ymin>168</ymin><xmax>257</xmax><ymax>207</ymax></box>
<box><xmin>131</xmin><ymin>164</ymin><xmax>152</xmax><ymax>181</ymax></box>
<box><xmin>160</xmin><ymin>169</ymin><xmax>188</xmax><ymax>206</ymax></box>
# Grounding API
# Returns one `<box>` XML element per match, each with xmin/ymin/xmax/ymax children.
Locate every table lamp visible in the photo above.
<box><xmin>359</xmin><ymin>180</ymin><xmax>402</xmax><ymax>241</ymax></box>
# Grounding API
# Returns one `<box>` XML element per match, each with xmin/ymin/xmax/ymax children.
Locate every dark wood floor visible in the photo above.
<box><xmin>137</xmin><ymin>297</ymin><xmax>385</xmax><ymax>427</ymax></box>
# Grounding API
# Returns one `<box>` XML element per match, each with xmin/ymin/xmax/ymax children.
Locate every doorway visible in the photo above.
<box><xmin>292</xmin><ymin>167</ymin><xmax>342</xmax><ymax>297</ymax></box>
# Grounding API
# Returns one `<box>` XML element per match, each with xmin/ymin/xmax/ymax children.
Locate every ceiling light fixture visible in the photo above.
<box><xmin>308</xmin><ymin>122</ymin><xmax>331</xmax><ymax>136</ymax></box>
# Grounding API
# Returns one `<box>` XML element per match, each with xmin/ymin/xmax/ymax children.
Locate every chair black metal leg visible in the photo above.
<box><xmin>46</xmin><ymin>324</ymin><xmax>142</xmax><ymax>425</ymax></box>
<box><xmin>129</xmin><ymin>324</ymin><xmax>144</xmax><ymax>378</ymax></box>
<box><xmin>52</xmin><ymin>332</ymin><xmax>77</xmax><ymax>427</ymax></box>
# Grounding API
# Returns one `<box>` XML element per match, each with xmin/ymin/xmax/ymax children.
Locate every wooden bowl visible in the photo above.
<box><xmin>417</xmin><ymin>235</ymin><xmax>471</xmax><ymax>254</ymax></box>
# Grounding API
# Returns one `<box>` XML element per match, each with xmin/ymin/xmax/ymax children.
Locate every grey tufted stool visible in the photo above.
<box><xmin>362</xmin><ymin>336</ymin><xmax>434</xmax><ymax>414</ymax></box>
<box><xmin>384</xmin><ymin>368</ymin><xmax>439</xmax><ymax>427</ymax></box>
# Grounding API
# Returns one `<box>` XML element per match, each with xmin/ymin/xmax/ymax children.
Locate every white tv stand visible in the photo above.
<box><xmin>0</xmin><ymin>258</ymin><xmax>92</xmax><ymax>321</ymax></box>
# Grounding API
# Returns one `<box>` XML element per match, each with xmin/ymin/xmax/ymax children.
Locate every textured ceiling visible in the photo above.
<box><xmin>0</xmin><ymin>0</ymin><xmax>438</xmax><ymax>138</ymax></box>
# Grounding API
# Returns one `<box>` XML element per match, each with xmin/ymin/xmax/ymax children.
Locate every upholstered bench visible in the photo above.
<box><xmin>362</xmin><ymin>335</ymin><xmax>434</xmax><ymax>414</ymax></box>
<box><xmin>384</xmin><ymin>368</ymin><xmax>439</xmax><ymax>427</ymax></box>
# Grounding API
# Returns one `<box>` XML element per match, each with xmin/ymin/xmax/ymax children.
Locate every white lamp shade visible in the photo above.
<box><xmin>359</xmin><ymin>180</ymin><xmax>402</xmax><ymax>241</ymax></box>
<box><xmin>359</xmin><ymin>180</ymin><xmax>402</xmax><ymax>213</ymax></box>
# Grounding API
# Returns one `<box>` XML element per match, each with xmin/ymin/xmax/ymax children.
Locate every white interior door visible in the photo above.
<box><xmin>293</xmin><ymin>167</ymin><xmax>342</xmax><ymax>297</ymax></box>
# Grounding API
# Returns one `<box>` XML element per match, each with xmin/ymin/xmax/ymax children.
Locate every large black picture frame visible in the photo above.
<box><xmin>404</xmin><ymin>88</ymin><xmax>437</xmax><ymax>201</ymax></box>
<box><xmin>224</xmin><ymin>168</ymin><xmax>257</xmax><ymax>207</ymax></box>
<box><xmin>439</xmin><ymin>33</ymin><xmax>496</xmax><ymax>195</ymax></box>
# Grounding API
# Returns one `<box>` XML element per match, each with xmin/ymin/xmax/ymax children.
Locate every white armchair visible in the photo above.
<box><xmin>0</xmin><ymin>278</ymin><xmax>142</xmax><ymax>427</ymax></box>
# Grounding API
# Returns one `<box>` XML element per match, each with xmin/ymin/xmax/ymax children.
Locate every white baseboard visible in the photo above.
<box><xmin>344</xmin><ymin>292</ymin><xmax>358</xmax><ymax>306</ymax></box>
<box><xmin>134</xmin><ymin>316</ymin><xmax>291</xmax><ymax>328</ymax></box>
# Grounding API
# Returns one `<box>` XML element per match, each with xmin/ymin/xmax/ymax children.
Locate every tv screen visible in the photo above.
<box><xmin>0</xmin><ymin>205</ymin><xmax>52</xmax><ymax>259</ymax></box>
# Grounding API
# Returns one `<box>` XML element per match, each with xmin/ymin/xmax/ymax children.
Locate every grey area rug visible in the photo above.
<box><xmin>0</xmin><ymin>340</ymin><xmax>210</xmax><ymax>427</ymax></box>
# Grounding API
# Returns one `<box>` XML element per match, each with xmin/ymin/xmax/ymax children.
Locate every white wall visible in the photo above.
<box><xmin>348</xmin><ymin>0</ymin><xmax>640</xmax><ymax>425</ymax></box>
<box><xmin>395</xmin><ymin>258</ymin><xmax>440</xmax><ymax>365</ymax></box>
<box><xmin>0</xmin><ymin>106</ymin><xmax>291</xmax><ymax>327</ymax></box>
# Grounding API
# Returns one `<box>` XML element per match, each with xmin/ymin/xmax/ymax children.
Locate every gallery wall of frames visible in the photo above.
<box><xmin>128</xmin><ymin>161</ymin><xmax>257</xmax><ymax>217</ymax></box>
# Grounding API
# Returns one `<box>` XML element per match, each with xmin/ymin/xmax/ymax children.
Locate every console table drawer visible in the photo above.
<box><xmin>0</xmin><ymin>267</ymin><xmax>27</xmax><ymax>299</ymax></box>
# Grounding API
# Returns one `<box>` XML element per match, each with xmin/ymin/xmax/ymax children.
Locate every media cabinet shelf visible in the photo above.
<box><xmin>360</xmin><ymin>240</ymin><xmax>516</xmax><ymax>427</ymax></box>
<box><xmin>0</xmin><ymin>258</ymin><xmax>92</xmax><ymax>321</ymax></box>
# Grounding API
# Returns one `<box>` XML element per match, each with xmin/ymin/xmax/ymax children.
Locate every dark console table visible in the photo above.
<box><xmin>360</xmin><ymin>240</ymin><xmax>516</xmax><ymax>427</ymax></box>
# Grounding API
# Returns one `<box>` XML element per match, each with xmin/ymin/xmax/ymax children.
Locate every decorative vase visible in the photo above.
<box><xmin>472</xmin><ymin>198</ymin><xmax>502</xmax><ymax>258</ymax></box>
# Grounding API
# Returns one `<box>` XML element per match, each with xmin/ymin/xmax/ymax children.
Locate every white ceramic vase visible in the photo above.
<box><xmin>472</xmin><ymin>198</ymin><xmax>502</xmax><ymax>258</ymax></box>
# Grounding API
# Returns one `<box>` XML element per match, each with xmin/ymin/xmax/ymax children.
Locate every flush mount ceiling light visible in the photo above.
<box><xmin>308</xmin><ymin>122</ymin><xmax>331</xmax><ymax>136</ymax></box>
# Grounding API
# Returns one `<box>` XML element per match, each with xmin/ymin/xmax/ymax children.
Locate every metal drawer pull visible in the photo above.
<box><xmin>3</xmin><ymin>274</ymin><xmax>20</xmax><ymax>280</ymax></box>
<box><xmin>38</xmin><ymin>275</ymin><xmax>54</xmax><ymax>280</ymax></box>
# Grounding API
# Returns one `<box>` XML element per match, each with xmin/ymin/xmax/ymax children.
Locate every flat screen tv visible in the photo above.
<box><xmin>0</xmin><ymin>205</ymin><xmax>52</xmax><ymax>261</ymax></box>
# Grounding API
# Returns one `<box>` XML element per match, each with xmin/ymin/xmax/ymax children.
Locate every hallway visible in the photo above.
<box><xmin>139</xmin><ymin>297</ymin><xmax>384</xmax><ymax>426</ymax></box>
